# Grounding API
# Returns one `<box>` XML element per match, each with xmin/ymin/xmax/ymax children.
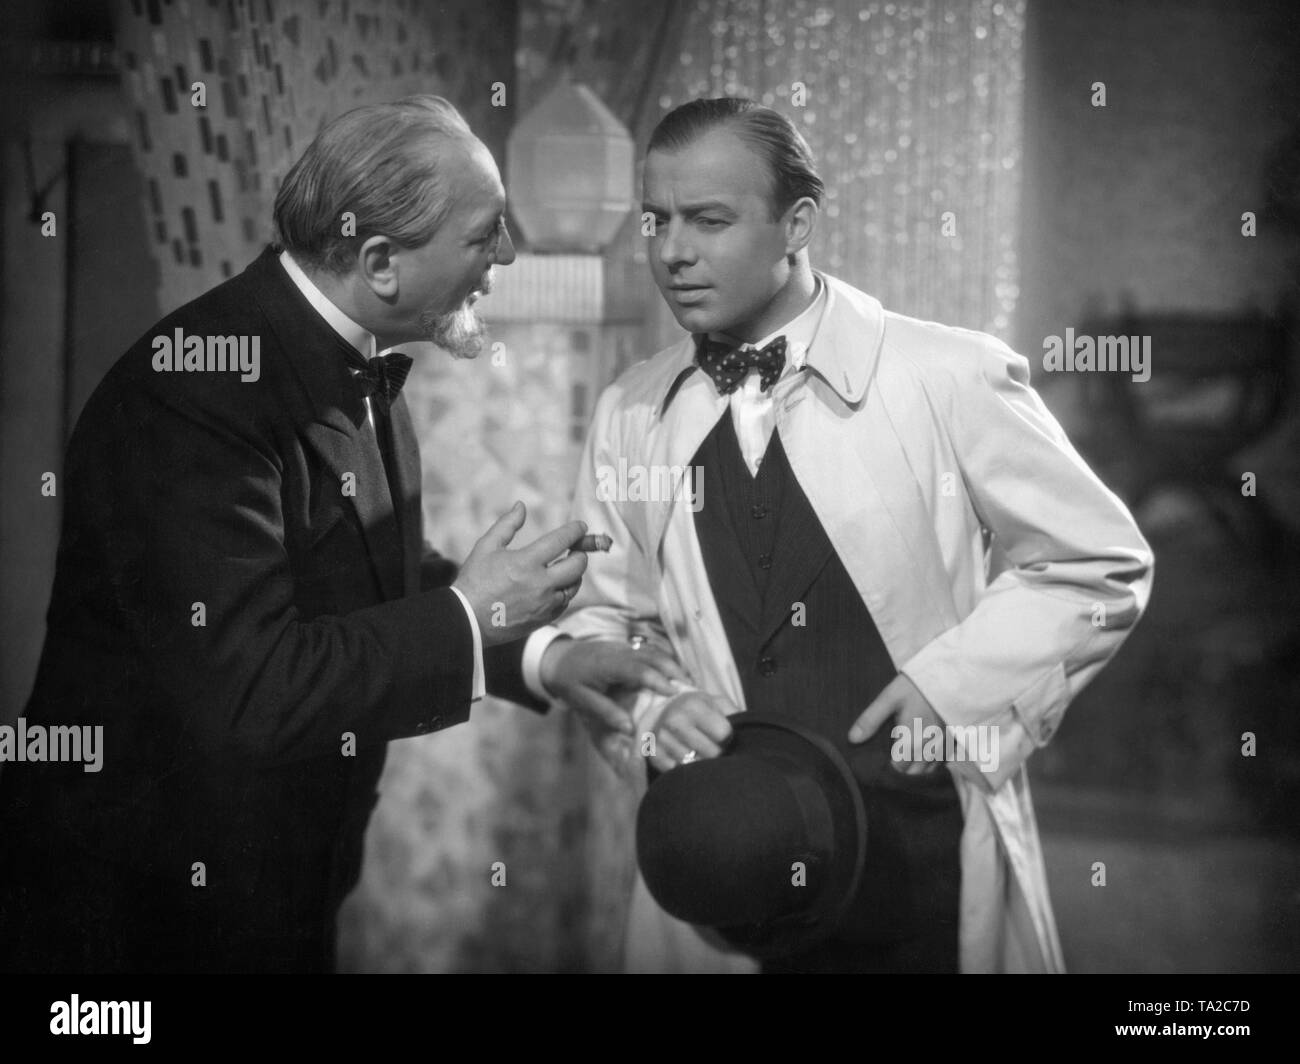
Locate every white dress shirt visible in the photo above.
<box><xmin>713</xmin><ymin>275</ymin><xmax>826</xmax><ymax>475</ymax></box>
<box><xmin>278</xmin><ymin>249</ymin><xmax>490</xmax><ymax>702</ymax></box>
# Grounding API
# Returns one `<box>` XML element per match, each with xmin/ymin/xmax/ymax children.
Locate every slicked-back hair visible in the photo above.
<box><xmin>647</xmin><ymin>97</ymin><xmax>825</xmax><ymax>221</ymax></box>
<box><xmin>273</xmin><ymin>94</ymin><xmax>475</xmax><ymax>275</ymax></box>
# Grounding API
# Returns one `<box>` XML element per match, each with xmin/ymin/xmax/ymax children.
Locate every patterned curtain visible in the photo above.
<box><xmin>114</xmin><ymin>0</ymin><xmax>515</xmax><ymax>312</ymax></box>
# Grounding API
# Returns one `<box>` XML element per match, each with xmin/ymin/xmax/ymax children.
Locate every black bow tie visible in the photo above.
<box><xmin>341</xmin><ymin>347</ymin><xmax>413</xmax><ymax>410</ymax></box>
<box><xmin>695</xmin><ymin>334</ymin><xmax>787</xmax><ymax>395</ymax></box>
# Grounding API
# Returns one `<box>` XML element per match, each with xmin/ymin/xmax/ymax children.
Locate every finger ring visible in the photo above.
<box><xmin>627</xmin><ymin>635</ymin><xmax>646</xmax><ymax>651</ymax></box>
<box><xmin>680</xmin><ymin>749</ymin><xmax>698</xmax><ymax>764</ymax></box>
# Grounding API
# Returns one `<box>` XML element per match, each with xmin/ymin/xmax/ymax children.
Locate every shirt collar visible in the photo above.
<box><xmin>723</xmin><ymin>273</ymin><xmax>825</xmax><ymax>368</ymax></box>
<box><xmin>278</xmin><ymin>249</ymin><xmax>377</xmax><ymax>361</ymax></box>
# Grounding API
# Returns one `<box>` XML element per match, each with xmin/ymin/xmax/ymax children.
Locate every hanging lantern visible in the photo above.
<box><xmin>506</xmin><ymin>80</ymin><xmax>634</xmax><ymax>254</ymax></box>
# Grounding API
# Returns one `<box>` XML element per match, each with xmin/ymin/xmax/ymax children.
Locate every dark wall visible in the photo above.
<box><xmin>1019</xmin><ymin>0</ymin><xmax>1297</xmax><ymax>397</ymax></box>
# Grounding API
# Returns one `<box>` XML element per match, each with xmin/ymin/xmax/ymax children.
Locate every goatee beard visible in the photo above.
<box><xmin>419</xmin><ymin>301</ymin><xmax>487</xmax><ymax>360</ymax></box>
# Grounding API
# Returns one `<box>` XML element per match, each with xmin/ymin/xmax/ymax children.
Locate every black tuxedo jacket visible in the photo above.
<box><xmin>0</xmin><ymin>246</ymin><xmax>543</xmax><ymax>972</ymax></box>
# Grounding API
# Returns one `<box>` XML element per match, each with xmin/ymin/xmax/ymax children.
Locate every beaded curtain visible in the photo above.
<box><xmin>673</xmin><ymin>0</ymin><xmax>1023</xmax><ymax>340</ymax></box>
<box><xmin>526</xmin><ymin>0</ymin><xmax>1025</xmax><ymax>352</ymax></box>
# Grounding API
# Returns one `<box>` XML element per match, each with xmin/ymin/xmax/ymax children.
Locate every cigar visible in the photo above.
<box><xmin>549</xmin><ymin>532</ymin><xmax>613</xmax><ymax>568</ymax></box>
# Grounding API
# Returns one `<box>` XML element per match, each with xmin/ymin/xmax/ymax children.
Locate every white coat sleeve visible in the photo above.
<box><xmin>900</xmin><ymin>335</ymin><xmax>1154</xmax><ymax>792</ymax></box>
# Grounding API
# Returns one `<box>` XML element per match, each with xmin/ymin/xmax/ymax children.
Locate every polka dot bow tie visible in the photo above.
<box><xmin>694</xmin><ymin>334</ymin><xmax>788</xmax><ymax>396</ymax></box>
<box><xmin>341</xmin><ymin>348</ymin><xmax>414</xmax><ymax>410</ymax></box>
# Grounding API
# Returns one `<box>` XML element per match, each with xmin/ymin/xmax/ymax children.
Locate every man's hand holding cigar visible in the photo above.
<box><xmin>527</xmin><ymin>521</ymin><xmax>690</xmax><ymax>747</ymax></box>
<box><xmin>451</xmin><ymin>501</ymin><xmax>610</xmax><ymax>645</ymax></box>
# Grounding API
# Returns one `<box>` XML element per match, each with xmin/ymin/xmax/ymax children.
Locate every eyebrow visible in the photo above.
<box><xmin>466</xmin><ymin>212</ymin><xmax>503</xmax><ymax>242</ymax></box>
<box><xmin>642</xmin><ymin>200</ymin><xmax>738</xmax><ymax>219</ymax></box>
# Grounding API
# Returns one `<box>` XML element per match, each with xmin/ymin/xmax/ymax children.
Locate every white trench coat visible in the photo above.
<box><xmin>558</xmin><ymin>273</ymin><xmax>1154</xmax><ymax>973</ymax></box>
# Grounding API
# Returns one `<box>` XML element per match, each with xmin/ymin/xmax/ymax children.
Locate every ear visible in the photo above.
<box><xmin>782</xmin><ymin>196</ymin><xmax>818</xmax><ymax>258</ymax></box>
<box><xmin>357</xmin><ymin>236</ymin><xmax>401</xmax><ymax>299</ymax></box>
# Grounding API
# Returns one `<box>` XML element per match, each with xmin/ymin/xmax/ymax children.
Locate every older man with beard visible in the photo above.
<box><xmin>0</xmin><ymin>95</ymin><xmax>681</xmax><ymax>974</ymax></box>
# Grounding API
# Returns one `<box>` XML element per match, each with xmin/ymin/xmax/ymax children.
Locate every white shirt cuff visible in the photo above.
<box><xmin>522</xmin><ymin>625</ymin><xmax>568</xmax><ymax>700</ymax></box>
<box><xmin>449</xmin><ymin>586</ymin><xmax>485</xmax><ymax>701</ymax></box>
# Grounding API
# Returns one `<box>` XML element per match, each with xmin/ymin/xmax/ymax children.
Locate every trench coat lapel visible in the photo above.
<box><xmin>775</xmin><ymin>276</ymin><xmax>963</xmax><ymax>666</ymax></box>
<box><xmin>645</xmin><ymin>359</ymin><xmax>729</xmax><ymax>565</ymax></box>
<box><xmin>779</xmin><ymin>381</ymin><xmax>960</xmax><ymax>666</ymax></box>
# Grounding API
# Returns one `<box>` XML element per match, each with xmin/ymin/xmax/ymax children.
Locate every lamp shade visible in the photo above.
<box><xmin>506</xmin><ymin>81</ymin><xmax>634</xmax><ymax>253</ymax></box>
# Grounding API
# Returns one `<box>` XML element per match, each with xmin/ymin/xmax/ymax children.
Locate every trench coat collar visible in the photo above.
<box><xmin>655</xmin><ymin>270</ymin><xmax>887</xmax><ymax>418</ymax></box>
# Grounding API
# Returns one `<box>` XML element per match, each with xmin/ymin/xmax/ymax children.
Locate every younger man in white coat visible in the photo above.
<box><xmin>556</xmin><ymin>97</ymin><xmax>1153</xmax><ymax>972</ymax></box>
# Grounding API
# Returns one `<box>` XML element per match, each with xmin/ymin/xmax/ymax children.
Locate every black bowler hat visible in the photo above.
<box><xmin>635</xmin><ymin>713</ymin><xmax>868</xmax><ymax>959</ymax></box>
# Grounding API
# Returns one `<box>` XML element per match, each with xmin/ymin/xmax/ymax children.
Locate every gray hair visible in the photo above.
<box><xmin>273</xmin><ymin>95</ymin><xmax>475</xmax><ymax>275</ymax></box>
